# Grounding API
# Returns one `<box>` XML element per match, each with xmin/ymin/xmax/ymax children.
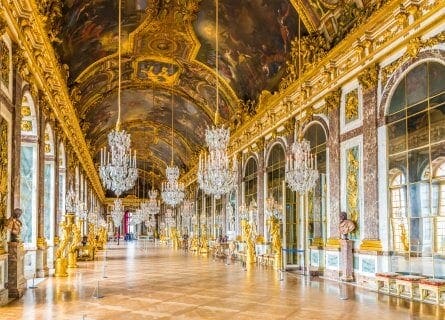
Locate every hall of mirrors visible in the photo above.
<box><xmin>0</xmin><ymin>0</ymin><xmax>444</xmax><ymax>315</ymax></box>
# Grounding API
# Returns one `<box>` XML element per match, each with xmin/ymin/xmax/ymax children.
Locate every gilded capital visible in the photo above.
<box><xmin>358</xmin><ymin>64</ymin><xmax>379</xmax><ymax>90</ymax></box>
<box><xmin>325</xmin><ymin>89</ymin><xmax>341</xmax><ymax>114</ymax></box>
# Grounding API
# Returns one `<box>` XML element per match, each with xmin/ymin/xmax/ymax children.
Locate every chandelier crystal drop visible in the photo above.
<box><xmin>161</xmin><ymin>165</ymin><xmax>185</xmax><ymax>207</ymax></box>
<box><xmin>285</xmin><ymin>138</ymin><xmax>319</xmax><ymax>194</ymax></box>
<box><xmin>111</xmin><ymin>198</ymin><xmax>124</xmax><ymax>228</ymax></box>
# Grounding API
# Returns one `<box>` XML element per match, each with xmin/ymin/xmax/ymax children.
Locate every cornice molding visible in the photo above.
<box><xmin>2</xmin><ymin>0</ymin><xmax>105</xmax><ymax>201</ymax></box>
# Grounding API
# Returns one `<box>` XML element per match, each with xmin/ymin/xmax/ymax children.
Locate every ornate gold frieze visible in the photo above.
<box><xmin>0</xmin><ymin>117</ymin><xmax>7</xmax><ymax>252</ymax></box>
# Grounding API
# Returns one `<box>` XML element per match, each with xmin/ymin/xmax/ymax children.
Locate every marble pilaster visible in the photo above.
<box><xmin>36</xmin><ymin>94</ymin><xmax>48</xmax><ymax>278</ymax></box>
<box><xmin>11</xmin><ymin>55</ymin><xmax>22</xmax><ymax>210</ymax></box>
<box><xmin>326</xmin><ymin>90</ymin><xmax>341</xmax><ymax>247</ymax></box>
<box><xmin>358</xmin><ymin>66</ymin><xmax>382</xmax><ymax>251</ymax></box>
<box><xmin>257</xmin><ymin>152</ymin><xmax>265</xmax><ymax>237</ymax></box>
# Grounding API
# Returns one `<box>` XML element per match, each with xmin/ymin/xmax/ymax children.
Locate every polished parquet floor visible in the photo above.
<box><xmin>1</xmin><ymin>242</ymin><xmax>444</xmax><ymax>320</ymax></box>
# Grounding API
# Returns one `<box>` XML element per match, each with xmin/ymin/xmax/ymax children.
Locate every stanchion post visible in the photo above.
<box><xmin>92</xmin><ymin>280</ymin><xmax>104</xmax><ymax>299</ymax></box>
<box><xmin>29</xmin><ymin>273</ymin><xmax>38</xmax><ymax>289</ymax></box>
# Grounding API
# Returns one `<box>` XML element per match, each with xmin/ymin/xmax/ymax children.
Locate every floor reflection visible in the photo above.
<box><xmin>1</xmin><ymin>242</ymin><xmax>444</xmax><ymax>320</ymax></box>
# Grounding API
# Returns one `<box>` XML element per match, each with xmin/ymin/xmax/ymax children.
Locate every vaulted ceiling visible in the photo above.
<box><xmin>53</xmin><ymin>0</ymin><xmax>366</xmax><ymax>195</ymax></box>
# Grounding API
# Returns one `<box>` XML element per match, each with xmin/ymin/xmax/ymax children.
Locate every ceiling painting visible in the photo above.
<box><xmin>194</xmin><ymin>0</ymin><xmax>300</xmax><ymax>102</ymax></box>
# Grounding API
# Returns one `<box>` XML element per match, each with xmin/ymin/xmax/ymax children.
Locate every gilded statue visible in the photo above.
<box><xmin>56</xmin><ymin>220</ymin><xmax>70</xmax><ymax>259</ymax></box>
<box><xmin>268</xmin><ymin>217</ymin><xmax>282</xmax><ymax>270</ymax></box>
<box><xmin>6</xmin><ymin>208</ymin><xmax>23</xmax><ymax>242</ymax></box>
<box><xmin>200</xmin><ymin>228</ymin><xmax>209</xmax><ymax>254</ymax></box>
<box><xmin>400</xmin><ymin>224</ymin><xmax>409</xmax><ymax>251</ymax></box>
<box><xmin>339</xmin><ymin>211</ymin><xmax>356</xmax><ymax>240</ymax></box>
<box><xmin>170</xmin><ymin>227</ymin><xmax>180</xmax><ymax>250</ymax></box>
<box><xmin>242</xmin><ymin>220</ymin><xmax>255</xmax><ymax>264</ymax></box>
<box><xmin>68</xmin><ymin>223</ymin><xmax>81</xmax><ymax>268</ymax></box>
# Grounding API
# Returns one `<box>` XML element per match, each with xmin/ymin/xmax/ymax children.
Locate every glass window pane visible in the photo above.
<box><xmin>389</xmin><ymin>79</ymin><xmax>405</xmax><ymax>114</ymax></box>
<box><xmin>409</xmin><ymin>183</ymin><xmax>430</xmax><ymax>218</ymax></box>
<box><xmin>408</xmin><ymin>147</ymin><xmax>430</xmax><ymax>183</ymax></box>
<box><xmin>429</xmin><ymin>92</ymin><xmax>445</xmax><ymax>108</ymax></box>
<box><xmin>387</xmin><ymin>119</ymin><xmax>406</xmax><ymax>155</ymax></box>
<box><xmin>407</xmin><ymin>111</ymin><xmax>429</xmax><ymax>149</ymax></box>
<box><xmin>430</xmin><ymin>104</ymin><xmax>445</xmax><ymax>144</ymax></box>
<box><xmin>406</xmin><ymin>63</ymin><xmax>427</xmax><ymax>106</ymax></box>
<box><xmin>407</xmin><ymin>100</ymin><xmax>428</xmax><ymax>116</ymax></box>
<box><xmin>428</xmin><ymin>62</ymin><xmax>445</xmax><ymax>96</ymax></box>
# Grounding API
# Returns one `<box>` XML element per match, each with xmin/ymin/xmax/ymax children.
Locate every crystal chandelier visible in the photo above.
<box><xmin>181</xmin><ymin>199</ymin><xmax>194</xmax><ymax>218</ymax></box>
<box><xmin>98</xmin><ymin>0</ymin><xmax>138</xmax><ymax>197</ymax></box>
<box><xmin>147</xmin><ymin>189</ymin><xmax>161</xmax><ymax>215</ymax></box>
<box><xmin>111</xmin><ymin>198</ymin><xmax>124</xmax><ymax>228</ymax></box>
<box><xmin>284</xmin><ymin>14</ymin><xmax>318</xmax><ymax>195</ymax></box>
<box><xmin>131</xmin><ymin>208</ymin><xmax>143</xmax><ymax>225</ymax></box>
<box><xmin>162</xmin><ymin>165</ymin><xmax>185</xmax><ymax>207</ymax></box>
<box><xmin>285</xmin><ymin>138</ymin><xmax>318</xmax><ymax>194</ymax></box>
<box><xmin>76</xmin><ymin>201</ymin><xmax>88</xmax><ymax>220</ymax></box>
<box><xmin>197</xmin><ymin>1</ymin><xmax>237</xmax><ymax>199</ymax></box>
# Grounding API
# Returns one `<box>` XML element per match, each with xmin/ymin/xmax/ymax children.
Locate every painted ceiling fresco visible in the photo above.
<box><xmin>194</xmin><ymin>0</ymin><xmax>300</xmax><ymax>101</ymax></box>
<box><xmin>55</xmin><ymin>0</ymin><xmax>360</xmax><ymax>188</ymax></box>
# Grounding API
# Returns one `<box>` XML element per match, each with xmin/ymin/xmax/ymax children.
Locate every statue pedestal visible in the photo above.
<box><xmin>7</xmin><ymin>242</ymin><xmax>26</xmax><ymax>298</ymax></box>
<box><xmin>340</xmin><ymin>239</ymin><xmax>354</xmax><ymax>282</ymax></box>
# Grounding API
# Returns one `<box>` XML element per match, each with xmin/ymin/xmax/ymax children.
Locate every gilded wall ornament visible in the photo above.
<box><xmin>0</xmin><ymin>117</ymin><xmax>8</xmax><ymax>249</ymax></box>
<box><xmin>358</xmin><ymin>64</ymin><xmax>379</xmax><ymax>90</ymax></box>
<box><xmin>346</xmin><ymin>146</ymin><xmax>359</xmax><ymax>238</ymax></box>
<box><xmin>0</xmin><ymin>39</ymin><xmax>10</xmax><ymax>88</ymax></box>
<box><xmin>345</xmin><ymin>89</ymin><xmax>359</xmax><ymax>122</ymax></box>
<box><xmin>325</xmin><ymin>89</ymin><xmax>341</xmax><ymax>114</ymax></box>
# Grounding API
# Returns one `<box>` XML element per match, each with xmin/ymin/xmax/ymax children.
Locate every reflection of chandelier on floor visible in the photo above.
<box><xmin>197</xmin><ymin>0</ymin><xmax>237</xmax><ymax>199</ymax></box>
<box><xmin>98</xmin><ymin>0</ymin><xmax>137</xmax><ymax>197</ymax></box>
<box><xmin>111</xmin><ymin>198</ymin><xmax>124</xmax><ymax>227</ymax></box>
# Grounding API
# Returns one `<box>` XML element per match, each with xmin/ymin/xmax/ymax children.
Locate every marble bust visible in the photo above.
<box><xmin>339</xmin><ymin>211</ymin><xmax>355</xmax><ymax>240</ymax></box>
<box><xmin>6</xmin><ymin>208</ymin><xmax>23</xmax><ymax>242</ymax></box>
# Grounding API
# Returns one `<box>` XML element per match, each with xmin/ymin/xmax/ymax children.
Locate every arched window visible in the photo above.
<box><xmin>387</xmin><ymin>61</ymin><xmax>445</xmax><ymax>259</ymax></box>
<box><xmin>304</xmin><ymin>123</ymin><xmax>327</xmax><ymax>246</ymax></box>
<box><xmin>58</xmin><ymin>142</ymin><xmax>66</xmax><ymax>220</ymax></box>
<box><xmin>432</xmin><ymin>160</ymin><xmax>445</xmax><ymax>253</ymax></box>
<box><xmin>44</xmin><ymin>124</ymin><xmax>56</xmax><ymax>268</ymax></box>
<box><xmin>266</xmin><ymin>144</ymin><xmax>285</xmax><ymax>201</ymax></box>
<box><xmin>20</xmin><ymin>92</ymin><xmax>38</xmax><ymax>246</ymax></box>
<box><xmin>243</xmin><ymin>157</ymin><xmax>258</xmax><ymax>206</ymax></box>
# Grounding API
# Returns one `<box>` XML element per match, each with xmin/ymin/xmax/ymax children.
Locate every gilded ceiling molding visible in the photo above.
<box><xmin>2</xmin><ymin>0</ymin><xmax>105</xmax><ymax>201</ymax></box>
<box><xmin>289</xmin><ymin>0</ymin><xmax>318</xmax><ymax>32</ymax></box>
